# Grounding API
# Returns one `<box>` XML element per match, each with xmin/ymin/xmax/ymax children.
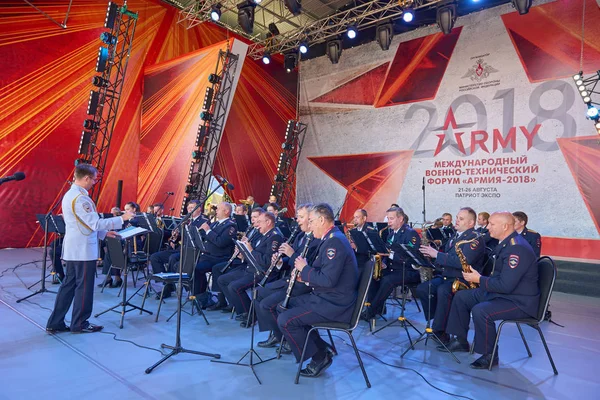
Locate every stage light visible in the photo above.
<box><xmin>583</xmin><ymin>96</ymin><xmax>591</xmax><ymax>103</ymax></box>
<box><xmin>587</xmin><ymin>106</ymin><xmax>598</xmax><ymax>118</ymax></box>
<box><xmin>376</xmin><ymin>22</ymin><xmax>393</xmax><ymax>51</ymax></box>
<box><xmin>100</xmin><ymin>32</ymin><xmax>117</xmax><ymax>45</ymax></box>
<box><xmin>185</xmin><ymin>185</ymin><xmax>194</xmax><ymax>194</ymax></box>
<box><xmin>326</xmin><ymin>38</ymin><xmax>342</xmax><ymax>65</ymax></box>
<box><xmin>436</xmin><ymin>3</ymin><xmax>457</xmax><ymax>35</ymax></box>
<box><xmin>83</xmin><ymin>119</ymin><xmax>99</xmax><ymax>130</ymax></box>
<box><xmin>596</xmin><ymin>122</ymin><xmax>600</xmax><ymax>129</ymax></box>
<box><xmin>200</xmin><ymin>111</ymin><xmax>212</xmax><ymax>121</ymax></box>
<box><xmin>284</xmin><ymin>0</ymin><xmax>301</xmax><ymax>16</ymax></box>
<box><xmin>105</xmin><ymin>2</ymin><xmax>118</xmax><ymax>29</ymax></box>
<box><xmin>92</xmin><ymin>76</ymin><xmax>109</xmax><ymax>87</ymax></box>
<box><xmin>346</xmin><ymin>25</ymin><xmax>357</xmax><ymax>39</ymax></box>
<box><xmin>87</xmin><ymin>90</ymin><xmax>100</xmax><ymax>115</ymax></box>
<box><xmin>208</xmin><ymin>73</ymin><xmax>221</xmax><ymax>84</ymax></box>
<box><xmin>284</xmin><ymin>53</ymin><xmax>298</xmax><ymax>73</ymax></box>
<box><xmin>573</xmin><ymin>73</ymin><xmax>582</xmax><ymax>80</ymax></box>
<box><xmin>511</xmin><ymin>0</ymin><xmax>532</xmax><ymax>15</ymax></box>
<box><xmin>268</xmin><ymin>22</ymin><xmax>280</xmax><ymax>37</ymax></box>
<box><xmin>282</xmin><ymin>142</ymin><xmax>294</xmax><ymax>150</ymax></box>
<box><xmin>210</xmin><ymin>4</ymin><xmax>222</xmax><ymax>21</ymax></box>
<box><xmin>192</xmin><ymin>150</ymin><xmax>203</xmax><ymax>160</ymax></box>
<box><xmin>252</xmin><ymin>0</ymin><xmax>262</xmax><ymax>3</ymax></box>
<box><xmin>581</xmin><ymin>91</ymin><xmax>589</xmax><ymax>97</ymax></box>
<box><xmin>576</xmin><ymin>79</ymin><xmax>583</xmax><ymax>86</ymax></box>
<box><xmin>578</xmin><ymin>85</ymin><xmax>586</xmax><ymax>91</ymax></box>
<box><xmin>79</xmin><ymin>130</ymin><xmax>92</xmax><ymax>154</ymax></box>
<box><xmin>262</xmin><ymin>52</ymin><xmax>271</xmax><ymax>65</ymax></box>
<box><xmin>274</xmin><ymin>174</ymin><xmax>286</xmax><ymax>182</ymax></box>
<box><xmin>203</xmin><ymin>87</ymin><xmax>214</xmax><ymax>110</ymax></box>
<box><xmin>299</xmin><ymin>42</ymin><xmax>308</xmax><ymax>54</ymax></box>
<box><xmin>238</xmin><ymin>1</ymin><xmax>256</xmax><ymax>34</ymax></box>
<box><xmin>96</xmin><ymin>47</ymin><xmax>109</xmax><ymax>72</ymax></box>
<box><xmin>402</xmin><ymin>9</ymin><xmax>414</xmax><ymax>23</ymax></box>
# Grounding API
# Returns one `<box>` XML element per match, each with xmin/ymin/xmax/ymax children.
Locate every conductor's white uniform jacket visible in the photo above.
<box><xmin>62</xmin><ymin>184</ymin><xmax>123</xmax><ymax>261</ymax></box>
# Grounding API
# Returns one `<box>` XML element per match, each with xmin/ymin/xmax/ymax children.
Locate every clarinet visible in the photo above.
<box><xmin>258</xmin><ymin>226</ymin><xmax>300</xmax><ymax>287</ymax></box>
<box><xmin>220</xmin><ymin>227</ymin><xmax>257</xmax><ymax>273</ymax></box>
<box><xmin>280</xmin><ymin>233</ymin><xmax>313</xmax><ymax>310</ymax></box>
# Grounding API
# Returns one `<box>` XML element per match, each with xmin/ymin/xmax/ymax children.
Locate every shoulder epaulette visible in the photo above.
<box><xmin>527</xmin><ymin>229</ymin><xmax>538</xmax><ymax>234</ymax></box>
<box><xmin>510</xmin><ymin>238</ymin><xmax>516</xmax><ymax>245</ymax></box>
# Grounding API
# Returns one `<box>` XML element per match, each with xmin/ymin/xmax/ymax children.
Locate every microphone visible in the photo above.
<box><xmin>216</xmin><ymin>175</ymin><xmax>235</xmax><ymax>190</ymax></box>
<box><xmin>166</xmin><ymin>191</ymin><xmax>174</xmax><ymax>195</ymax></box>
<box><xmin>0</xmin><ymin>171</ymin><xmax>26</xmax><ymax>185</ymax></box>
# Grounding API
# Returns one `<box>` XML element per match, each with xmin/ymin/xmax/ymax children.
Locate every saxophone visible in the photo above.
<box><xmin>412</xmin><ymin>224</ymin><xmax>434</xmax><ymax>283</ymax></box>
<box><xmin>373</xmin><ymin>254</ymin><xmax>383</xmax><ymax>281</ymax></box>
<box><xmin>452</xmin><ymin>237</ymin><xmax>479</xmax><ymax>293</ymax></box>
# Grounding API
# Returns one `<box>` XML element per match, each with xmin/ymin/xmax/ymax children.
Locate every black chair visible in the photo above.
<box><xmin>295</xmin><ymin>260</ymin><xmax>375</xmax><ymax>387</ymax></box>
<box><xmin>487</xmin><ymin>256</ymin><xmax>558</xmax><ymax>373</ymax></box>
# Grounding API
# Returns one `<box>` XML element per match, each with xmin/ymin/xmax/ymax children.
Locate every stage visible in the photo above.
<box><xmin>0</xmin><ymin>248</ymin><xmax>596</xmax><ymax>400</ymax></box>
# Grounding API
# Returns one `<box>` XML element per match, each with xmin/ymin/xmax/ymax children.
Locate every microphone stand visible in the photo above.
<box><xmin>17</xmin><ymin>194</ymin><xmax>63</xmax><ymax>303</ymax></box>
<box><xmin>421</xmin><ymin>177</ymin><xmax>426</xmax><ymax>224</ymax></box>
<box><xmin>334</xmin><ymin>186</ymin><xmax>357</xmax><ymax>221</ymax></box>
<box><xmin>145</xmin><ymin>185</ymin><xmax>225</xmax><ymax>374</ymax></box>
<box><xmin>160</xmin><ymin>192</ymin><xmax>173</xmax><ymax>214</ymax></box>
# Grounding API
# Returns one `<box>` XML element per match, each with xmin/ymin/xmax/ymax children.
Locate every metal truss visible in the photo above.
<box><xmin>248</xmin><ymin>0</ymin><xmax>444</xmax><ymax>59</ymax></box>
<box><xmin>573</xmin><ymin>71</ymin><xmax>600</xmax><ymax>135</ymax></box>
<box><xmin>22</xmin><ymin>0</ymin><xmax>73</xmax><ymax>29</ymax></box>
<box><xmin>78</xmin><ymin>2</ymin><xmax>138</xmax><ymax>202</ymax></box>
<box><xmin>270</xmin><ymin>120</ymin><xmax>308</xmax><ymax>215</ymax></box>
<box><xmin>181</xmin><ymin>49</ymin><xmax>239</xmax><ymax>214</ymax></box>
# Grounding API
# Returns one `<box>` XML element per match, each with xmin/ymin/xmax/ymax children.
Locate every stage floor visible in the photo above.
<box><xmin>0</xmin><ymin>248</ymin><xmax>596</xmax><ymax>400</ymax></box>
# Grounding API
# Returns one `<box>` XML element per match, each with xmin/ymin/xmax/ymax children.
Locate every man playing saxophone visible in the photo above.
<box><xmin>416</xmin><ymin>207</ymin><xmax>485</xmax><ymax>345</ymax></box>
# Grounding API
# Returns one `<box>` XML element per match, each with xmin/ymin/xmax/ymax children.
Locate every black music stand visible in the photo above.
<box><xmin>350</xmin><ymin>230</ymin><xmax>372</xmax><ymax>256</ymax></box>
<box><xmin>399</xmin><ymin>247</ymin><xmax>459</xmax><ymax>363</ymax></box>
<box><xmin>212</xmin><ymin>240</ymin><xmax>275</xmax><ymax>384</ymax></box>
<box><xmin>425</xmin><ymin>227</ymin><xmax>444</xmax><ymax>242</ymax></box>
<box><xmin>95</xmin><ymin>232</ymin><xmax>153</xmax><ymax>328</ymax></box>
<box><xmin>233</xmin><ymin>214</ymin><xmax>249</xmax><ymax>233</ymax></box>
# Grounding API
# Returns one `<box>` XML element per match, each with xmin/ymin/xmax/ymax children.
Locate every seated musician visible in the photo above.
<box><xmin>416</xmin><ymin>207</ymin><xmax>485</xmax><ymax>345</ymax></box>
<box><xmin>218</xmin><ymin>210</ymin><xmax>283</xmax><ymax>322</ymax></box>
<box><xmin>208</xmin><ymin>208</ymin><xmax>263</xmax><ymax>311</ymax></box>
<box><xmin>263</xmin><ymin>195</ymin><xmax>278</xmax><ymax>210</ymax></box>
<box><xmin>442</xmin><ymin>212</ymin><xmax>539</xmax><ymax>369</ymax></box>
<box><xmin>148</xmin><ymin>200</ymin><xmax>206</xmax><ymax>298</ymax></box>
<box><xmin>267</xmin><ymin>202</ymin><xmax>290</xmax><ymax>239</ymax></box>
<box><xmin>476</xmin><ymin>211</ymin><xmax>499</xmax><ymax>250</ymax></box>
<box><xmin>192</xmin><ymin>202</ymin><xmax>237</xmax><ymax>295</ymax></box>
<box><xmin>513</xmin><ymin>211</ymin><xmax>542</xmax><ymax>258</ymax></box>
<box><xmin>277</xmin><ymin>203</ymin><xmax>358</xmax><ymax>377</ymax></box>
<box><xmin>349</xmin><ymin>208</ymin><xmax>375</xmax><ymax>270</ymax></box>
<box><xmin>362</xmin><ymin>207</ymin><xmax>421</xmax><ymax>320</ymax></box>
<box><xmin>255</xmin><ymin>204</ymin><xmax>320</xmax><ymax>351</ymax></box>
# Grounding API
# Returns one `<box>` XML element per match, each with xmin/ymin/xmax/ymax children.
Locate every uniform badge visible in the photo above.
<box><xmin>229</xmin><ymin>227</ymin><xmax>236</xmax><ymax>235</ymax></box>
<box><xmin>411</xmin><ymin>236</ymin><xmax>417</xmax><ymax>245</ymax></box>
<box><xmin>272</xmin><ymin>241</ymin><xmax>280</xmax><ymax>251</ymax></box>
<box><xmin>470</xmin><ymin>240</ymin><xmax>479</xmax><ymax>250</ymax></box>
<box><xmin>82</xmin><ymin>202</ymin><xmax>93</xmax><ymax>213</ymax></box>
<box><xmin>326</xmin><ymin>248</ymin><xmax>336</xmax><ymax>260</ymax></box>
<box><xmin>509</xmin><ymin>255</ymin><xmax>519</xmax><ymax>268</ymax></box>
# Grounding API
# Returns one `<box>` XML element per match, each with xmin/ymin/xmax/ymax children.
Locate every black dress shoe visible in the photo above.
<box><xmin>206</xmin><ymin>301</ymin><xmax>228</xmax><ymax>311</ymax></box>
<box><xmin>98</xmin><ymin>279</ymin><xmax>113</xmax><ymax>288</ymax></box>
<box><xmin>278</xmin><ymin>340</ymin><xmax>292</xmax><ymax>354</ymax></box>
<box><xmin>72</xmin><ymin>323</ymin><xmax>103</xmax><ymax>333</ymax></box>
<box><xmin>46</xmin><ymin>325</ymin><xmax>70</xmax><ymax>333</ymax></box>
<box><xmin>156</xmin><ymin>290</ymin><xmax>172</xmax><ymax>300</ymax></box>
<box><xmin>240</xmin><ymin>319</ymin><xmax>256</xmax><ymax>328</ymax></box>
<box><xmin>258</xmin><ymin>333</ymin><xmax>279</xmax><ymax>348</ymax></box>
<box><xmin>235</xmin><ymin>312</ymin><xmax>249</xmax><ymax>321</ymax></box>
<box><xmin>324</xmin><ymin>342</ymin><xmax>336</xmax><ymax>357</ymax></box>
<box><xmin>299</xmin><ymin>355</ymin><xmax>333</xmax><ymax>378</ymax></box>
<box><xmin>437</xmin><ymin>338</ymin><xmax>470</xmax><ymax>353</ymax></box>
<box><xmin>221</xmin><ymin>306</ymin><xmax>234</xmax><ymax>314</ymax></box>
<box><xmin>470</xmin><ymin>354</ymin><xmax>499</xmax><ymax>369</ymax></box>
<box><xmin>110</xmin><ymin>279</ymin><xmax>123</xmax><ymax>288</ymax></box>
<box><xmin>432</xmin><ymin>332</ymin><xmax>450</xmax><ymax>346</ymax></box>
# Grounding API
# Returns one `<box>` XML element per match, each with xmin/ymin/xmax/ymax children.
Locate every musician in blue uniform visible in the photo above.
<box><xmin>149</xmin><ymin>200</ymin><xmax>206</xmax><ymax>298</ymax></box>
<box><xmin>193</xmin><ymin>202</ymin><xmax>237</xmax><ymax>295</ymax></box>
<box><xmin>218</xmin><ymin>211</ymin><xmax>283</xmax><ymax>322</ymax></box>
<box><xmin>349</xmin><ymin>208</ymin><xmax>375</xmax><ymax>270</ymax></box>
<box><xmin>207</xmin><ymin>208</ymin><xmax>263</xmax><ymax>311</ymax></box>
<box><xmin>277</xmin><ymin>203</ymin><xmax>358</xmax><ymax>378</ymax></box>
<box><xmin>362</xmin><ymin>207</ymin><xmax>421</xmax><ymax>320</ymax></box>
<box><xmin>46</xmin><ymin>164</ymin><xmax>135</xmax><ymax>333</ymax></box>
<box><xmin>513</xmin><ymin>211</ymin><xmax>542</xmax><ymax>258</ymax></box>
<box><xmin>255</xmin><ymin>204</ymin><xmax>320</xmax><ymax>351</ymax></box>
<box><xmin>416</xmin><ymin>207</ymin><xmax>485</xmax><ymax>344</ymax></box>
<box><xmin>442</xmin><ymin>211</ymin><xmax>539</xmax><ymax>369</ymax></box>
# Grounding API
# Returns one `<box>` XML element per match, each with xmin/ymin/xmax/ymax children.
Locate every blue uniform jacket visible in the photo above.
<box><xmin>387</xmin><ymin>224</ymin><xmax>421</xmax><ymax>271</ymax></box>
<box><xmin>480</xmin><ymin>232</ymin><xmax>539</xmax><ymax>318</ymax></box>
<box><xmin>521</xmin><ymin>227</ymin><xmax>542</xmax><ymax>258</ymax></box>
<box><xmin>435</xmin><ymin>228</ymin><xmax>485</xmax><ymax>278</ymax></box>
<box><xmin>248</xmin><ymin>228</ymin><xmax>283</xmax><ymax>273</ymax></box>
<box><xmin>202</xmin><ymin>219</ymin><xmax>237</xmax><ymax>258</ymax></box>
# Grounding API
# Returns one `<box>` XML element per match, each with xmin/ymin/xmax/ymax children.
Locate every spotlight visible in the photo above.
<box><xmin>596</xmin><ymin>122</ymin><xmax>600</xmax><ymax>129</ymax></box>
<box><xmin>210</xmin><ymin>4</ymin><xmax>222</xmax><ymax>21</ymax></box>
<box><xmin>208</xmin><ymin>73</ymin><xmax>221</xmax><ymax>84</ymax></box>
<box><xmin>584</xmin><ymin>97</ymin><xmax>591</xmax><ymax>103</ymax></box>
<box><xmin>96</xmin><ymin>47</ymin><xmax>109</xmax><ymax>72</ymax></box>
<box><xmin>284</xmin><ymin>53</ymin><xmax>298</xmax><ymax>73</ymax></box>
<box><xmin>192</xmin><ymin>150</ymin><xmax>203</xmax><ymax>160</ymax></box>
<box><xmin>105</xmin><ymin>2</ymin><xmax>118</xmax><ymax>29</ymax></box>
<box><xmin>268</xmin><ymin>22</ymin><xmax>280</xmax><ymax>37</ymax></box>
<box><xmin>100</xmin><ymin>32</ymin><xmax>117</xmax><ymax>45</ymax></box>
<box><xmin>376</xmin><ymin>22</ymin><xmax>393</xmax><ymax>51</ymax></box>
<box><xmin>587</xmin><ymin>106</ymin><xmax>598</xmax><ymax>118</ymax></box>
<box><xmin>262</xmin><ymin>52</ymin><xmax>271</xmax><ymax>65</ymax></box>
<box><xmin>200</xmin><ymin>111</ymin><xmax>213</xmax><ymax>121</ymax></box>
<box><xmin>79</xmin><ymin>130</ymin><xmax>92</xmax><ymax>154</ymax></box>
<box><xmin>252</xmin><ymin>0</ymin><xmax>262</xmax><ymax>3</ymax></box>
<box><xmin>87</xmin><ymin>90</ymin><xmax>100</xmax><ymax>115</ymax></box>
<box><xmin>92</xmin><ymin>76</ymin><xmax>109</xmax><ymax>87</ymax></box>
<box><xmin>274</xmin><ymin>174</ymin><xmax>286</xmax><ymax>182</ymax></box>
<box><xmin>436</xmin><ymin>3</ymin><xmax>457</xmax><ymax>35</ymax></box>
<box><xmin>573</xmin><ymin>73</ymin><xmax>582</xmax><ymax>80</ymax></box>
<box><xmin>83</xmin><ymin>119</ymin><xmax>99</xmax><ymax>130</ymax></box>
<box><xmin>402</xmin><ymin>9</ymin><xmax>414</xmax><ymax>23</ymax></box>
<box><xmin>511</xmin><ymin>0</ymin><xmax>532</xmax><ymax>15</ymax></box>
<box><xmin>283</xmin><ymin>0</ymin><xmax>301</xmax><ymax>16</ymax></box>
<box><xmin>203</xmin><ymin>87</ymin><xmax>214</xmax><ymax>110</ymax></box>
<box><xmin>299</xmin><ymin>41</ymin><xmax>308</xmax><ymax>54</ymax></box>
<box><xmin>578</xmin><ymin>85</ymin><xmax>586</xmax><ymax>91</ymax></box>
<box><xmin>346</xmin><ymin>25</ymin><xmax>357</xmax><ymax>39</ymax></box>
<box><xmin>576</xmin><ymin>79</ymin><xmax>583</xmax><ymax>85</ymax></box>
<box><xmin>282</xmin><ymin>142</ymin><xmax>294</xmax><ymax>150</ymax></box>
<box><xmin>581</xmin><ymin>91</ymin><xmax>589</xmax><ymax>97</ymax></box>
<box><xmin>238</xmin><ymin>1</ymin><xmax>256</xmax><ymax>35</ymax></box>
<box><xmin>326</xmin><ymin>38</ymin><xmax>342</xmax><ymax>65</ymax></box>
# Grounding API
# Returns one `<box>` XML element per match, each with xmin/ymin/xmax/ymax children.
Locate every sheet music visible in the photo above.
<box><xmin>118</xmin><ymin>226</ymin><xmax>148</xmax><ymax>239</ymax></box>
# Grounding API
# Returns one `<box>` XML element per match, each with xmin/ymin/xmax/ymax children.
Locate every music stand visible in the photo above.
<box><xmin>94</xmin><ymin>232</ymin><xmax>154</xmax><ymax>328</ymax></box>
<box><xmin>233</xmin><ymin>214</ymin><xmax>249</xmax><ymax>233</ymax></box>
<box><xmin>188</xmin><ymin>225</ymin><xmax>207</xmax><ymax>253</ymax></box>
<box><xmin>363</xmin><ymin>229</ymin><xmax>389</xmax><ymax>254</ymax></box>
<box><xmin>425</xmin><ymin>227</ymin><xmax>444</xmax><ymax>242</ymax></box>
<box><xmin>212</xmin><ymin>240</ymin><xmax>275</xmax><ymax>384</ymax></box>
<box><xmin>399</xmin><ymin>247</ymin><xmax>459</xmax><ymax>363</ymax></box>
